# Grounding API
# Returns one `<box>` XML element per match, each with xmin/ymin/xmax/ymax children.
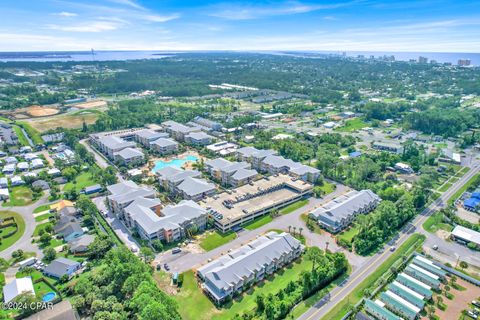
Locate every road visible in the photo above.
<box><xmin>0</xmin><ymin>194</ymin><xmax>51</xmax><ymax>260</ymax></box>
<box><xmin>298</xmin><ymin>161</ymin><xmax>480</xmax><ymax>320</ymax></box>
<box><xmin>80</xmin><ymin>138</ymin><xmax>124</xmax><ymax>182</ymax></box>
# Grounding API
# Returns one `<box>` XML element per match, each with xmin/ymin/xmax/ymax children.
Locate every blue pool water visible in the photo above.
<box><xmin>152</xmin><ymin>155</ymin><xmax>198</xmax><ymax>173</ymax></box>
<box><xmin>42</xmin><ymin>292</ymin><xmax>56</xmax><ymax>302</ymax></box>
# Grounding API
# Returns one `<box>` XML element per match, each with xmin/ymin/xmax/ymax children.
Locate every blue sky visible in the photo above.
<box><xmin>0</xmin><ymin>0</ymin><xmax>479</xmax><ymax>52</ymax></box>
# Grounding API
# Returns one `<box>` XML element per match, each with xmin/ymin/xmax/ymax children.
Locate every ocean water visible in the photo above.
<box><xmin>0</xmin><ymin>50</ymin><xmax>175</xmax><ymax>62</ymax></box>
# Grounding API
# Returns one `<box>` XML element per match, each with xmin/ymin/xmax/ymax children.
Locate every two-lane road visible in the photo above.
<box><xmin>298</xmin><ymin>162</ymin><xmax>480</xmax><ymax>320</ymax></box>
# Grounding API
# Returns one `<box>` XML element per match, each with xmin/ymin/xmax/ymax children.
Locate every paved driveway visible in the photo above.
<box><xmin>154</xmin><ymin>182</ymin><xmax>368</xmax><ymax>273</ymax></box>
<box><xmin>0</xmin><ymin>194</ymin><xmax>51</xmax><ymax>260</ymax></box>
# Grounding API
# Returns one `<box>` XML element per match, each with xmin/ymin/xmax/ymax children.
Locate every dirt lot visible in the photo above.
<box><xmin>14</xmin><ymin>105</ymin><xmax>60</xmax><ymax>117</ymax></box>
<box><xmin>456</xmin><ymin>206</ymin><xmax>479</xmax><ymax>224</ymax></box>
<box><xmin>26</xmin><ymin>111</ymin><xmax>100</xmax><ymax>132</ymax></box>
<box><xmin>73</xmin><ymin>100</ymin><xmax>107</xmax><ymax>109</ymax></box>
<box><xmin>434</xmin><ymin>278</ymin><xmax>480</xmax><ymax>320</ymax></box>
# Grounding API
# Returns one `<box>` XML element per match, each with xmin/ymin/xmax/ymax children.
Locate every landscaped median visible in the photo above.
<box><xmin>0</xmin><ymin>211</ymin><xmax>25</xmax><ymax>251</ymax></box>
<box><xmin>320</xmin><ymin>233</ymin><xmax>426</xmax><ymax>320</ymax></box>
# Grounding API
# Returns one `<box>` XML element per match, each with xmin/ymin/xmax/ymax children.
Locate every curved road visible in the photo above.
<box><xmin>0</xmin><ymin>194</ymin><xmax>50</xmax><ymax>260</ymax></box>
<box><xmin>298</xmin><ymin>161</ymin><xmax>480</xmax><ymax>320</ymax></box>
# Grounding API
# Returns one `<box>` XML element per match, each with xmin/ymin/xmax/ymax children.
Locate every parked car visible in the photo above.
<box><xmin>156</xmin><ymin>264</ymin><xmax>161</xmax><ymax>271</ymax></box>
<box><xmin>390</xmin><ymin>246</ymin><xmax>396</xmax><ymax>252</ymax></box>
<box><xmin>468</xmin><ymin>311</ymin><xmax>478</xmax><ymax>319</ymax></box>
<box><xmin>432</xmin><ymin>244</ymin><xmax>438</xmax><ymax>250</ymax></box>
<box><xmin>172</xmin><ymin>247</ymin><xmax>181</xmax><ymax>254</ymax></box>
<box><xmin>473</xmin><ymin>301</ymin><xmax>480</xmax><ymax>308</ymax></box>
<box><xmin>164</xmin><ymin>263</ymin><xmax>170</xmax><ymax>271</ymax></box>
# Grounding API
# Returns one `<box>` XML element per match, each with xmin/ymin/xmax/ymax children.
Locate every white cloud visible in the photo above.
<box><xmin>144</xmin><ymin>14</ymin><xmax>180</xmax><ymax>23</ymax></box>
<box><xmin>209</xmin><ymin>1</ymin><xmax>360</xmax><ymax>20</ymax></box>
<box><xmin>46</xmin><ymin>20</ymin><xmax>124</xmax><ymax>32</ymax></box>
<box><xmin>57</xmin><ymin>11</ymin><xmax>77</xmax><ymax>17</ymax></box>
<box><xmin>107</xmin><ymin>0</ymin><xmax>145</xmax><ymax>10</ymax></box>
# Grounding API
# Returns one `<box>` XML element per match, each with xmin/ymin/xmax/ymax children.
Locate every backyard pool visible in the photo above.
<box><xmin>42</xmin><ymin>292</ymin><xmax>56</xmax><ymax>302</ymax></box>
<box><xmin>151</xmin><ymin>155</ymin><xmax>198</xmax><ymax>173</ymax></box>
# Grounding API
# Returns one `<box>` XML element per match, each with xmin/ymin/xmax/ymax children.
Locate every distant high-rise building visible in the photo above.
<box><xmin>369</xmin><ymin>55</ymin><xmax>375</xmax><ymax>60</ymax></box>
<box><xmin>458</xmin><ymin>59</ymin><xmax>471</xmax><ymax>66</ymax></box>
<box><xmin>418</xmin><ymin>56</ymin><xmax>428</xmax><ymax>63</ymax></box>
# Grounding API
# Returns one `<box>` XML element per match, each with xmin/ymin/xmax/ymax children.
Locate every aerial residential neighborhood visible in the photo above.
<box><xmin>0</xmin><ymin>1</ymin><xmax>479</xmax><ymax>320</ymax></box>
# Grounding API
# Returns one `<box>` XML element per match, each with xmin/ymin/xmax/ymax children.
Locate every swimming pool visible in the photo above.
<box><xmin>42</xmin><ymin>292</ymin><xmax>56</xmax><ymax>302</ymax></box>
<box><xmin>151</xmin><ymin>155</ymin><xmax>198</xmax><ymax>173</ymax></box>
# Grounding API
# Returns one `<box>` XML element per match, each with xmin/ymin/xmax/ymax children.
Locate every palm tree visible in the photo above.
<box><xmin>325</xmin><ymin>241</ymin><xmax>330</xmax><ymax>253</ymax></box>
<box><xmin>293</xmin><ymin>226</ymin><xmax>296</xmax><ymax>236</ymax></box>
<box><xmin>299</xmin><ymin>227</ymin><xmax>303</xmax><ymax>236</ymax></box>
<box><xmin>288</xmin><ymin>225</ymin><xmax>291</xmax><ymax>233</ymax></box>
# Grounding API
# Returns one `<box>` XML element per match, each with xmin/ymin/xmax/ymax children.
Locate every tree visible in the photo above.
<box><xmin>43</xmin><ymin>247</ymin><xmax>56</xmax><ymax>263</ymax></box>
<box><xmin>40</xmin><ymin>233</ymin><xmax>52</xmax><ymax>245</ymax></box>
<box><xmin>11</xmin><ymin>249</ymin><xmax>24</xmax><ymax>260</ymax></box>
<box><xmin>140</xmin><ymin>246</ymin><xmax>154</xmax><ymax>263</ymax></box>
<box><xmin>306</xmin><ymin>246</ymin><xmax>323</xmax><ymax>271</ymax></box>
<box><xmin>299</xmin><ymin>227</ymin><xmax>303</xmax><ymax>236</ymax></box>
<box><xmin>459</xmin><ymin>261</ymin><xmax>468</xmax><ymax>270</ymax></box>
<box><xmin>151</xmin><ymin>240</ymin><xmax>163</xmax><ymax>252</ymax></box>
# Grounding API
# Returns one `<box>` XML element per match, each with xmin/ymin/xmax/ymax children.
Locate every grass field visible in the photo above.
<box><xmin>12</xmin><ymin>125</ymin><xmax>30</xmax><ymax>147</ymax></box>
<box><xmin>2</xmin><ymin>186</ymin><xmax>40</xmax><ymax>207</ymax></box>
<box><xmin>175</xmin><ymin>258</ymin><xmax>313</xmax><ymax>320</ymax></box>
<box><xmin>0</xmin><ymin>211</ymin><xmax>25</xmax><ymax>252</ymax></box>
<box><xmin>335</xmin><ymin>118</ymin><xmax>369</xmax><ymax>132</ymax></box>
<box><xmin>448</xmin><ymin>173</ymin><xmax>480</xmax><ymax>204</ymax></box>
<box><xmin>63</xmin><ymin>172</ymin><xmax>99</xmax><ymax>193</ymax></box>
<box><xmin>422</xmin><ymin>212</ymin><xmax>454</xmax><ymax>233</ymax></box>
<box><xmin>337</xmin><ymin>225</ymin><xmax>359</xmax><ymax>245</ymax></box>
<box><xmin>243</xmin><ymin>215</ymin><xmax>273</xmax><ymax>230</ymax></box>
<box><xmin>199</xmin><ymin>231</ymin><xmax>237</xmax><ymax>251</ymax></box>
<box><xmin>35</xmin><ymin>213</ymin><xmax>54</xmax><ymax>222</ymax></box>
<box><xmin>16</xmin><ymin>121</ymin><xmax>43</xmax><ymax>144</ymax></box>
<box><xmin>321</xmin><ymin>233</ymin><xmax>426</xmax><ymax>320</ymax></box>
<box><xmin>26</xmin><ymin>111</ymin><xmax>99</xmax><ymax>133</ymax></box>
<box><xmin>33</xmin><ymin>204</ymin><xmax>51</xmax><ymax>213</ymax></box>
<box><xmin>279</xmin><ymin>199</ymin><xmax>309</xmax><ymax>215</ymax></box>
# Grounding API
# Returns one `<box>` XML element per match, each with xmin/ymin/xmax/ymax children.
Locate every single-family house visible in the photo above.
<box><xmin>43</xmin><ymin>258</ymin><xmax>81</xmax><ymax>279</ymax></box>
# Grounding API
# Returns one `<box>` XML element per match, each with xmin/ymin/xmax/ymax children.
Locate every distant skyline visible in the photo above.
<box><xmin>1</xmin><ymin>0</ymin><xmax>480</xmax><ymax>52</ymax></box>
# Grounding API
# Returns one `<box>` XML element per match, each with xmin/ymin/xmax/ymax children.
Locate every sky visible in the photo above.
<box><xmin>0</xmin><ymin>0</ymin><xmax>479</xmax><ymax>52</ymax></box>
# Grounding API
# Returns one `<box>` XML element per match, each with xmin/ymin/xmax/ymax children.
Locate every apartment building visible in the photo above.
<box><xmin>205</xmin><ymin>158</ymin><xmax>258</xmax><ymax>187</ymax></box>
<box><xmin>156</xmin><ymin>167</ymin><xmax>216</xmax><ymax>201</ymax></box>
<box><xmin>90</xmin><ymin>134</ymin><xmax>136</xmax><ymax>159</ymax></box>
<box><xmin>134</xmin><ymin>129</ymin><xmax>169</xmax><ymax>147</ymax></box>
<box><xmin>309</xmin><ymin>189</ymin><xmax>381</xmax><ymax>233</ymax></box>
<box><xmin>113</xmin><ymin>147</ymin><xmax>145</xmax><ymax>166</ymax></box>
<box><xmin>185</xmin><ymin>131</ymin><xmax>214</xmax><ymax>146</ymax></box>
<box><xmin>150</xmin><ymin>138</ymin><xmax>178</xmax><ymax>155</ymax></box>
<box><xmin>197</xmin><ymin>231</ymin><xmax>304</xmax><ymax>304</ymax></box>
<box><xmin>161</xmin><ymin>120</ymin><xmax>201</xmax><ymax>142</ymax></box>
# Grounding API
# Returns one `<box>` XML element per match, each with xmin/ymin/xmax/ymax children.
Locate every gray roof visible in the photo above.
<box><xmin>222</xmin><ymin>161</ymin><xmax>250</xmax><ymax>174</ymax></box>
<box><xmin>130</xmin><ymin>200</ymin><xmax>206</xmax><ymax>235</ymax></box>
<box><xmin>98</xmin><ymin>135</ymin><xmax>135</xmax><ymax>150</ymax></box>
<box><xmin>289</xmin><ymin>164</ymin><xmax>320</xmax><ymax>175</ymax></box>
<box><xmin>231</xmin><ymin>168</ymin><xmax>257</xmax><ymax>181</ymax></box>
<box><xmin>206</xmin><ymin>158</ymin><xmax>232</xmax><ymax>170</ymax></box>
<box><xmin>177</xmin><ymin>177</ymin><xmax>215</xmax><ymax>197</ymax></box>
<box><xmin>159</xmin><ymin>169</ymin><xmax>201</xmax><ymax>184</ymax></box>
<box><xmin>107</xmin><ymin>180</ymin><xmax>140</xmax><ymax>195</ymax></box>
<box><xmin>32</xmin><ymin>180</ymin><xmax>49</xmax><ymax>190</ymax></box>
<box><xmin>69</xmin><ymin>234</ymin><xmax>95</xmax><ymax>251</ymax></box>
<box><xmin>310</xmin><ymin>190</ymin><xmax>380</xmax><ymax>226</ymax></box>
<box><xmin>44</xmin><ymin>258</ymin><xmax>80</xmax><ymax>278</ymax></box>
<box><xmin>114</xmin><ymin>147</ymin><xmax>144</xmax><ymax>159</ymax></box>
<box><xmin>135</xmin><ymin>129</ymin><xmax>168</xmax><ymax>140</ymax></box>
<box><xmin>107</xmin><ymin>180</ymin><xmax>156</xmax><ymax>206</ymax></box>
<box><xmin>186</xmin><ymin>131</ymin><xmax>213</xmax><ymax>141</ymax></box>
<box><xmin>451</xmin><ymin>225</ymin><xmax>480</xmax><ymax>246</ymax></box>
<box><xmin>262</xmin><ymin>155</ymin><xmax>297</xmax><ymax>169</ymax></box>
<box><xmin>198</xmin><ymin>232</ymin><xmax>302</xmax><ymax>299</ymax></box>
<box><xmin>59</xmin><ymin>223</ymin><xmax>84</xmax><ymax>239</ymax></box>
<box><xmin>151</xmin><ymin>137</ymin><xmax>178</xmax><ymax>147</ymax></box>
<box><xmin>163</xmin><ymin>121</ymin><xmax>199</xmax><ymax>134</ymax></box>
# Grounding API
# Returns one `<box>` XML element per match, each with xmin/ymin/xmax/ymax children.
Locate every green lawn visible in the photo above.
<box><xmin>438</xmin><ymin>182</ymin><xmax>453</xmax><ymax>192</ymax></box>
<box><xmin>175</xmin><ymin>258</ymin><xmax>313</xmax><ymax>320</ymax></box>
<box><xmin>33</xmin><ymin>204</ymin><xmax>51</xmax><ymax>213</ymax></box>
<box><xmin>422</xmin><ymin>212</ymin><xmax>453</xmax><ymax>233</ymax></box>
<box><xmin>0</xmin><ymin>211</ymin><xmax>25</xmax><ymax>252</ymax></box>
<box><xmin>337</xmin><ymin>225</ymin><xmax>359</xmax><ymax>244</ymax></box>
<box><xmin>301</xmin><ymin>214</ymin><xmax>322</xmax><ymax>234</ymax></box>
<box><xmin>320</xmin><ymin>182</ymin><xmax>335</xmax><ymax>195</ymax></box>
<box><xmin>335</xmin><ymin>118</ymin><xmax>368</xmax><ymax>132</ymax></box>
<box><xmin>279</xmin><ymin>199</ymin><xmax>309</xmax><ymax>215</ymax></box>
<box><xmin>448</xmin><ymin>173</ymin><xmax>480</xmax><ymax>204</ymax></box>
<box><xmin>321</xmin><ymin>233</ymin><xmax>426</xmax><ymax>320</ymax></box>
<box><xmin>35</xmin><ymin>213</ymin><xmax>54</xmax><ymax>222</ymax></box>
<box><xmin>16</xmin><ymin>270</ymin><xmax>43</xmax><ymax>282</ymax></box>
<box><xmin>243</xmin><ymin>215</ymin><xmax>273</xmax><ymax>230</ymax></box>
<box><xmin>199</xmin><ymin>231</ymin><xmax>237</xmax><ymax>251</ymax></box>
<box><xmin>63</xmin><ymin>172</ymin><xmax>99</xmax><ymax>193</ymax></box>
<box><xmin>33</xmin><ymin>222</ymin><xmax>52</xmax><ymax>237</ymax></box>
<box><xmin>2</xmin><ymin>186</ymin><xmax>42</xmax><ymax>207</ymax></box>
<box><xmin>12</xmin><ymin>126</ymin><xmax>30</xmax><ymax>147</ymax></box>
<box><xmin>16</xmin><ymin>121</ymin><xmax>43</xmax><ymax>145</ymax></box>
